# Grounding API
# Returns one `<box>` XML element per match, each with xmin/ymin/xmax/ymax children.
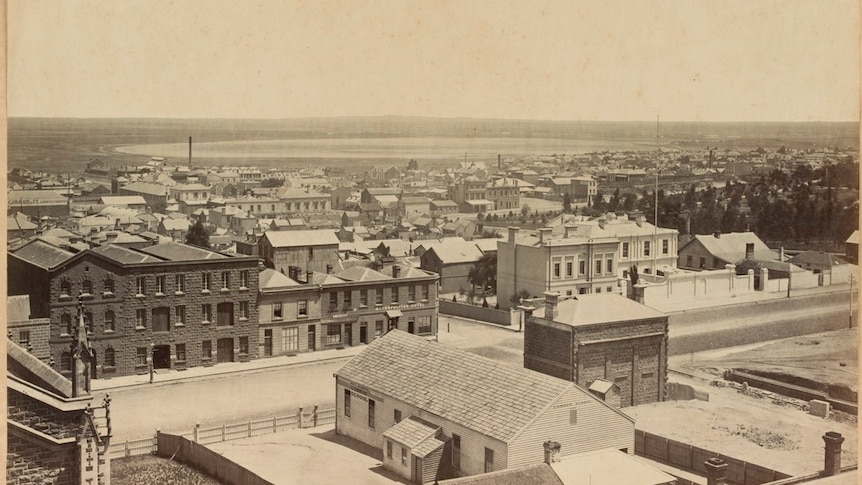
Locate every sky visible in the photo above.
<box><xmin>7</xmin><ymin>0</ymin><xmax>860</xmax><ymax>121</ymax></box>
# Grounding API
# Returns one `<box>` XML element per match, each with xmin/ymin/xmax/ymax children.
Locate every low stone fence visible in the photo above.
<box><xmin>439</xmin><ymin>300</ymin><xmax>512</xmax><ymax>326</ymax></box>
<box><xmin>156</xmin><ymin>432</ymin><xmax>273</xmax><ymax>485</ymax></box>
<box><xmin>635</xmin><ymin>429</ymin><xmax>792</xmax><ymax>485</ymax></box>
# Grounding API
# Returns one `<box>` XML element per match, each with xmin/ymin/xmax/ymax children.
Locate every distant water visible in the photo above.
<box><xmin>112</xmin><ymin>137</ymin><xmax>648</xmax><ymax>160</ymax></box>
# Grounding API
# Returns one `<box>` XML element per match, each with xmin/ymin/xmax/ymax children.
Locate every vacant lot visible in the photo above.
<box><xmin>112</xmin><ymin>455</ymin><xmax>222</xmax><ymax>485</ymax></box>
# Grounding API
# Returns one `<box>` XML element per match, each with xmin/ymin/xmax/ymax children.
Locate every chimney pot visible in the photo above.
<box><xmin>544</xmin><ymin>291</ymin><xmax>560</xmax><ymax>321</ymax></box>
<box><xmin>306</xmin><ymin>271</ymin><xmax>313</xmax><ymax>283</ymax></box>
<box><xmin>714</xmin><ymin>231</ymin><xmax>721</xmax><ymax>239</ymax></box>
<box><xmin>823</xmin><ymin>432</ymin><xmax>845</xmax><ymax>476</ymax></box>
<box><xmin>508</xmin><ymin>226</ymin><xmax>519</xmax><ymax>242</ymax></box>
<box><xmin>392</xmin><ymin>265</ymin><xmax>401</xmax><ymax>278</ymax></box>
<box><xmin>745</xmin><ymin>242</ymin><xmax>755</xmax><ymax>260</ymax></box>
<box><xmin>326</xmin><ymin>264</ymin><xmax>333</xmax><ymax>274</ymax></box>
<box><xmin>705</xmin><ymin>458</ymin><xmax>729</xmax><ymax>485</ymax></box>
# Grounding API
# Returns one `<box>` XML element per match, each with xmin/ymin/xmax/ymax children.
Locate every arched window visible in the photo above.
<box><xmin>60</xmin><ymin>313</ymin><xmax>72</xmax><ymax>335</ymax></box>
<box><xmin>104</xmin><ymin>348</ymin><xmax>116</xmax><ymax>368</ymax></box>
<box><xmin>104</xmin><ymin>310</ymin><xmax>115</xmax><ymax>332</ymax></box>
<box><xmin>103</xmin><ymin>278</ymin><xmax>115</xmax><ymax>294</ymax></box>
<box><xmin>60</xmin><ymin>351</ymin><xmax>71</xmax><ymax>371</ymax></box>
<box><xmin>60</xmin><ymin>279</ymin><xmax>72</xmax><ymax>298</ymax></box>
<box><xmin>85</xmin><ymin>312</ymin><xmax>94</xmax><ymax>333</ymax></box>
<box><xmin>81</xmin><ymin>279</ymin><xmax>93</xmax><ymax>295</ymax></box>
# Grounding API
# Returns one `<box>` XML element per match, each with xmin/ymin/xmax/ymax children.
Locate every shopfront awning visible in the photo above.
<box><xmin>385</xmin><ymin>309</ymin><xmax>403</xmax><ymax>319</ymax></box>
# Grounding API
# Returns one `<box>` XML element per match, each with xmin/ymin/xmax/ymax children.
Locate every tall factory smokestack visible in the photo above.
<box><xmin>498</xmin><ymin>154</ymin><xmax>501</xmax><ymax>169</ymax></box>
<box><xmin>189</xmin><ymin>136</ymin><xmax>193</xmax><ymax>168</ymax></box>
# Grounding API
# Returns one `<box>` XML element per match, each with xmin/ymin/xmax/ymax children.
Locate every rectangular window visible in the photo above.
<box><xmin>566</xmin><ymin>261</ymin><xmax>573</xmax><ymax>278</ymax></box>
<box><xmin>239</xmin><ymin>336</ymin><xmax>249</xmax><ymax>354</ymax></box>
<box><xmin>155</xmin><ymin>275</ymin><xmax>166</xmax><ymax>294</ymax></box>
<box><xmin>553</xmin><ymin>262</ymin><xmax>561</xmax><ymax>278</ymax></box>
<box><xmin>202</xmin><ymin>340</ymin><xmax>212</xmax><ymax>359</ymax></box>
<box><xmin>662</xmin><ymin>239</ymin><xmax>669</xmax><ymax>255</ymax></box>
<box><xmin>239</xmin><ymin>301</ymin><xmax>249</xmax><ymax>319</ymax></box>
<box><xmin>298</xmin><ymin>300</ymin><xmax>308</xmax><ymax>317</ymax></box>
<box><xmin>104</xmin><ymin>311</ymin><xmax>115</xmax><ymax>331</ymax></box>
<box><xmin>699</xmin><ymin>257</ymin><xmax>706</xmax><ymax>268</ymax></box>
<box><xmin>485</xmin><ymin>448</ymin><xmax>494</xmax><ymax>473</ymax></box>
<box><xmin>391</xmin><ymin>287</ymin><xmax>399</xmax><ymax>303</ymax></box>
<box><xmin>136</xmin><ymin>276</ymin><xmax>146</xmax><ymax>295</ymax></box>
<box><xmin>103</xmin><ymin>278</ymin><xmax>115</xmax><ymax>294</ymax></box>
<box><xmin>375</xmin><ymin>320</ymin><xmax>384</xmax><ymax>337</ymax></box>
<box><xmin>175</xmin><ymin>274</ymin><xmax>185</xmax><ymax>293</ymax></box>
<box><xmin>82</xmin><ymin>279</ymin><xmax>93</xmax><ymax>295</ymax></box>
<box><xmin>596</xmin><ymin>287</ymin><xmax>602</xmax><ymax>293</ymax></box>
<box><xmin>285</xmin><ymin>327</ymin><xmax>299</xmax><ymax>351</ymax></box>
<box><xmin>401</xmin><ymin>446</ymin><xmax>407</xmax><ymax>466</ymax></box>
<box><xmin>686</xmin><ymin>255</ymin><xmax>693</xmax><ymax>266</ymax></box>
<box><xmin>622</xmin><ymin>242</ymin><xmax>629</xmax><ymax>258</ymax></box>
<box><xmin>644</xmin><ymin>241</ymin><xmax>651</xmax><ymax>257</ymax></box>
<box><xmin>136</xmin><ymin>347</ymin><xmax>147</xmax><ymax>366</ymax></box>
<box><xmin>375</xmin><ymin>289</ymin><xmax>383</xmax><ymax>305</ymax></box>
<box><xmin>344</xmin><ymin>389</ymin><xmax>351</xmax><ymax>417</ymax></box>
<box><xmin>595</xmin><ymin>258</ymin><xmax>602</xmax><ymax>274</ymax></box>
<box><xmin>579</xmin><ymin>260</ymin><xmax>586</xmax><ymax>276</ymax></box>
<box><xmin>386</xmin><ymin>440</ymin><xmax>393</xmax><ymax>459</ymax></box>
<box><xmin>135</xmin><ymin>309</ymin><xmax>146</xmax><ymax>329</ymax></box>
<box><xmin>18</xmin><ymin>330</ymin><xmax>30</xmax><ymax>347</ymax></box>
<box><xmin>240</xmin><ymin>270</ymin><xmax>250</xmax><ymax>288</ymax></box>
<box><xmin>344</xmin><ymin>291</ymin><xmax>352</xmax><ymax>309</ymax></box>
<box><xmin>417</xmin><ymin>316</ymin><xmax>432</xmax><ymax>335</ymax></box>
<box><xmin>217</xmin><ymin>302</ymin><xmax>234</xmax><ymax>326</ymax></box>
<box><xmin>606</xmin><ymin>258</ymin><xmax>613</xmax><ymax>274</ymax></box>
<box><xmin>202</xmin><ymin>273</ymin><xmax>211</xmax><ymax>291</ymax></box>
<box><xmin>394</xmin><ymin>409</ymin><xmax>402</xmax><ymax>423</ymax></box>
<box><xmin>327</xmin><ymin>324</ymin><xmax>342</xmax><ymax>344</ymax></box>
<box><xmin>273</xmin><ymin>302</ymin><xmax>283</xmax><ymax>320</ymax></box>
<box><xmin>221</xmin><ymin>272</ymin><xmax>230</xmax><ymax>289</ymax></box>
<box><xmin>421</xmin><ymin>285</ymin><xmax>429</xmax><ymax>301</ymax></box>
<box><xmin>360</xmin><ymin>290</ymin><xmax>368</xmax><ymax>306</ymax></box>
<box><xmin>452</xmin><ymin>434</ymin><xmax>461</xmax><ymax>469</ymax></box>
<box><xmin>264</xmin><ymin>329</ymin><xmax>273</xmax><ymax>357</ymax></box>
<box><xmin>202</xmin><ymin>304</ymin><xmax>212</xmax><ymax>323</ymax></box>
<box><xmin>176</xmin><ymin>343</ymin><xmax>186</xmax><ymax>362</ymax></box>
<box><xmin>368</xmin><ymin>399</ymin><xmax>376</xmax><ymax>429</ymax></box>
<box><xmin>408</xmin><ymin>285</ymin><xmax>416</xmax><ymax>302</ymax></box>
<box><xmin>329</xmin><ymin>293</ymin><xmax>338</xmax><ymax>312</ymax></box>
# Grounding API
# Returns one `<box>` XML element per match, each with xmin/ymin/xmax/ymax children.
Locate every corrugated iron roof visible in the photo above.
<box><xmin>10</xmin><ymin>239</ymin><xmax>77</xmax><ymax>270</ymax></box>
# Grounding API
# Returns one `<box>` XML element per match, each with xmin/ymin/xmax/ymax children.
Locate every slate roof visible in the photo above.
<box><xmin>437</xmin><ymin>463</ymin><xmax>562</xmax><ymax>485</ymax></box>
<box><xmin>263</xmin><ymin>229</ymin><xmax>339</xmax><ymax>247</ymax></box>
<box><xmin>9</xmin><ymin>239</ymin><xmax>77</xmax><ymax>270</ymax></box>
<box><xmin>138</xmin><ymin>241</ymin><xmax>227</xmax><ymax>261</ymax></box>
<box><xmin>382</xmin><ymin>416</ymin><xmax>439</xmax><ymax>448</ymax></box>
<box><xmin>684</xmin><ymin>232</ymin><xmax>774</xmax><ymax>263</ymax></box>
<box><xmin>336</xmin><ymin>330</ymin><xmax>578</xmax><ymax>443</ymax></box>
<box><xmin>535</xmin><ymin>293</ymin><xmax>666</xmax><ymax>327</ymax></box>
<box><xmin>789</xmin><ymin>250</ymin><xmax>848</xmax><ymax>268</ymax></box>
<box><xmin>92</xmin><ymin>244</ymin><xmax>162</xmax><ymax>264</ymax></box>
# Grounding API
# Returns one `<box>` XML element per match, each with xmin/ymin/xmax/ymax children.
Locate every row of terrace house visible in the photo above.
<box><xmin>257</xmin><ymin>263</ymin><xmax>439</xmax><ymax>357</ymax></box>
<box><xmin>8</xmin><ymin>239</ymin><xmax>261</xmax><ymax>378</ymax></box>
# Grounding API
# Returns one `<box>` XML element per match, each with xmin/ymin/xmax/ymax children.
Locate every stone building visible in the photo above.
<box><xmin>8</xmin><ymin>239</ymin><xmax>261</xmax><ymax>378</ymax></box>
<box><xmin>7</xmin><ymin>295</ymin><xmax>52</xmax><ymax>362</ymax></box>
<box><xmin>524</xmin><ymin>292</ymin><xmax>669</xmax><ymax>407</ymax></box>
<box><xmin>257</xmin><ymin>263</ymin><xmax>439</xmax><ymax>356</ymax></box>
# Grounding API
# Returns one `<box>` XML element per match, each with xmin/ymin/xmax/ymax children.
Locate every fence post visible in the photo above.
<box><xmin>222</xmin><ymin>423</ymin><xmax>226</xmax><ymax>442</ymax></box>
<box><xmin>124</xmin><ymin>439</ymin><xmax>130</xmax><ymax>458</ymax></box>
<box><xmin>273</xmin><ymin>416</ymin><xmax>278</xmax><ymax>433</ymax></box>
<box><xmin>298</xmin><ymin>407</ymin><xmax>304</xmax><ymax>429</ymax></box>
<box><xmin>194</xmin><ymin>423</ymin><xmax>200</xmax><ymax>443</ymax></box>
<box><xmin>154</xmin><ymin>429</ymin><xmax>160</xmax><ymax>455</ymax></box>
<box><xmin>313</xmin><ymin>405</ymin><xmax>319</xmax><ymax>428</ymax></box>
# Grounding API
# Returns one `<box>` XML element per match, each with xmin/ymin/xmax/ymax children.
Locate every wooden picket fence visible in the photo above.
<box><xmin>110</xmin><ymin>405</ymin><xmax>336</xmax><ymax>460</ymax></box>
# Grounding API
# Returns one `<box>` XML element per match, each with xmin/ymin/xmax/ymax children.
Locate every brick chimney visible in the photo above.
<box><xmin>508</xmin><ymin>226</ymin><xmax>519</xmax><ymax>242</ymax></box>
<box><xmin>543</xmin><ymin>441</ymin><xmax>561</xmax><ymax>464</ymax></box>
<box><xmin>563</xmin><ymin>224</ymin><xmax>576</xmax><ymax>239</ymax></box>
<box><xmin>392</xmin><ymin>265</ymin><xmax>401</xmax><ymax>278</ymax></box>
<box><xmin>306</xmin><ymin>270</ymin><xmax>314</xmax><ymax>284</ymax></box>
<box><xmin>745</xmin><ymin>242</ymin><xmax>755</xmax><ymax>260</ymax></box>
<box><xmin>326</xmin><ymin>264</ymin><xmax>333</xmax><ymax>274</ymax></box>
<box><xmin>538</xmin><ymin>228</ymin><xmax>552</xmax><ymax>245</ymax></box>
<box><xmin>544</xmin><ymin>291</ymin><xmax>560</xmax><ymax>321</ymax></box>
<box><xmin>705</xmin><ymin>458</ymin><xmax>728</xmax><ymax>485</ymax></box>
<box><xmin>713</xmin><ymin>231</ymin><xmax>721</xmax><ymax>239</ymax></box>
<box><xmin>823</xmin><ymin>432</ymin><xmax>844</xmax><ymax>476</ymax></box>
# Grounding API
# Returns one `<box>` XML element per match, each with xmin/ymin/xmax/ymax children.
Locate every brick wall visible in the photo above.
<box><xmin>6</xmin><ymin>433</ymin><xmax>78</xmax><ymax>485</ymax></box>
<box><xmin>523</xmin><ymin>321</ymin><xmax>571</xmax><ymax>380</ymax></box>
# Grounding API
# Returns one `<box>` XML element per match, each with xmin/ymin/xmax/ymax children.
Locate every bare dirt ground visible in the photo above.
<box><xmin>630</xmin><ymin>329</ymin><xmax>860</xmax><ymax>477</ymax></box>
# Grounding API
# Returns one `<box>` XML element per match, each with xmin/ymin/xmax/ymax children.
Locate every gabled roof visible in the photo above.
<box><xmin>535</xmin><ymin>293</ymin><xmax>666</xmax><ymax>326</ymax></box>
<box><xmin>262</xmin><ymin>229</ymin><xmax>339</xmax><ymax>247</ymax></box>
<box><xmin>259</xmin><ymin>268</ymin><xmax>301</xmax><ymax>289</ymax></box>
<box><xmin>426</xmin><ymin>244</ymin><xmax>483</xmax><ymax>264</ymax></box>
<box><xmin>383</xmin><ymin>416</ymin><xmax>440</xmax><ymax>448</ymax></box>
<box><xmin>91</xmin><ymin>244</ymin><xmax>163</xmax><ymax>264</ymax></box>
<box><xmin>846</xmin><ymin>230</ymin><xmax>859</xmax><ymax>245</ymax></box>
<box><xmin>7</xmin><ymin>340</ymin><xmax>74</xmax><ymax>399</ymax></box>
<box><xmin>788</xmin><ymin>250</ymin><xmax>848</xmax><ymax>268</ymax></box>
<box><xmin>337</xmin><ymin>330</ymin><xmax>609</xmax><ymax>443</ymax></box>
<box><xmin>138</xmin><ymin>241</ymin><xmax>227</xmax><ymax>261</ymax></box>
<box><xmin>159</xmin><ymin>218</ymin><xmax>191</xmax><ymax>231</ymax></box>
<box><xmin>9</xmin><ymin>239</ymin><xmax>77</xmax><ymax>270</ymax></box>
<box><xmin>683</xmin><ymin>232</ymin><xmax>774</xmax><ymax>263</ymax></box>
<box><xmin>121</xmin><ymin>181</ymin><xmax>169</xmax><ymax>196</ymax></box>
<box><xmin>335</xmin><ymin>266</ymin><xmax>391</xmax><ymax>282</ymax></box>
<box><xmin>9</xmin><ymin>212</ymin><xmax>38</xmax><ymax>231</ymax></box>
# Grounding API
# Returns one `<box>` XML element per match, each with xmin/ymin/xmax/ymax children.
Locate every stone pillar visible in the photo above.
<box><xmin>726</xmin><ymin>264</ymin><xmax>735</xmax><ymax>292</ymax></box>
<box><xmin>759</xmin><ymin>268</ymin><xmax>769</xmax><ymax>291</ymax></box>
<box><xmin>705</xmin><ymin>457</ymin><xmax>728</xmax><ymax>485</ymax></box>
<box><xmin>823</xmin><ymin>432</ymin><xmax>844</xmax><ymax>476</ymax></box>
<box><xmin>747</xmin><ymin>269</ymin><xmax>754</xmax><ymax>291</ymax></box>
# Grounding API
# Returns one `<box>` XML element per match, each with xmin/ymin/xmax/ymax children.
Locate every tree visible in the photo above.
<box><xmin>629</xmin><ymin>265</ymin><xmax>639</xmax><ymax>286</ymax></box>
<box><xmin>562</xmin><ymin>192</ymin><xmax>572</xmax><ymax>213</ymax></box>
<box><xmin>509</xmin><ymin>289</ymin><xmax>531</xmax><ymax>307</ymax></box>
<box><xmin>521</xmin><ymin>205</ymin><xmax>531</xmax><ymax>217</ymax></box>
<box><xmin>151</xmin><ymin>200</ymin><xmax>168</xmax><ymax>214</ymax></box>
<box><xmin>407</xmin><ymin>159</ymin><xmax>419</xmax><ymax>171</ymax></box>
<box><xmin>468</xmin><ymin>253</ymin><xmax>497</xmax><ymax>293</ymax></box>
<box><xmin>185</xmin><ymin>220</ymin><xmax>211</xmax><ymax>248</ymax></box>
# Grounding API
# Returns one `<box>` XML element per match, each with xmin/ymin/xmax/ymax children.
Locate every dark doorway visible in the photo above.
<box><xmin>264</xmin><ymin>329</ymin><xmax>273</xmax><ymax>357</ymax></box>
<box><xmin>345</xmin><ymin>323</ymin><xmax>353</xmax><ymax>346</ymax></box>
<box><xmin>152</xmin><ymin>345</ymin><xmax>171</xmax><ymax>369</ymax></box>
<box><xmin>359</xmin><ymin>324</ymin><xmax>367</xmax><ymax>344</ymax></box>
<box><xmin>308</xmin><ymin>326</ymin><xmax>316</xmax><ymax>351</ymax></box>
<box><xmin>407</xmin><ymin>319</ymin><xmax>415</xmax><ymax>334</ymax></box>
<box><xmin>217</xmin><ymin>338</ymin><xmax>234</xmax><ymax>363</ymax></box>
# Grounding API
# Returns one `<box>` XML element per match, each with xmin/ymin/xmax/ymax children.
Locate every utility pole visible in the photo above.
<box><xmin>850</xmin><ymin>273</ymin><xmax>855</xmax><ymax>329</ymax></box>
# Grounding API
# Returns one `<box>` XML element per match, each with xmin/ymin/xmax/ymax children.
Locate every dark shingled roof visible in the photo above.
<box><xmin>336</xmin><ymin>330</ymin><xmax>576</xmax><ymax>443</ymax></box>
<box><xmin>9</xmin><ymin>239</ymin><xmax>76</xmax><ymax>270</ymax></box>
